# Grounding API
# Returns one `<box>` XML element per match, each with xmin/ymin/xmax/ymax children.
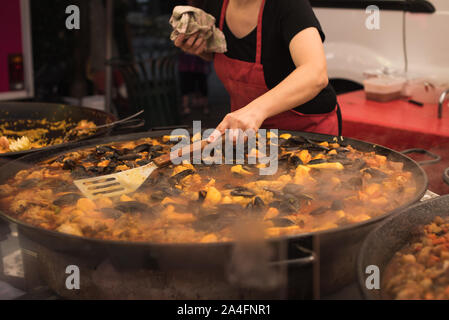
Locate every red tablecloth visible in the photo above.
<box><xmin>338</xmin><ymin>90</ymin><xmax>449</xmax><ymax>195</ymax></box>
<box><xmin>339</xmin><ymin>90</ymin><xmax>449</xmax><ymax>137</ymax></box>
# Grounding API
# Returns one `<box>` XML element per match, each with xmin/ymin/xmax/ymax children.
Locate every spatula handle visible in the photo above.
<box><xmin>153</xmin><ymin>140</ymin><xmax>209</xmax><ymax>167</ymax></box>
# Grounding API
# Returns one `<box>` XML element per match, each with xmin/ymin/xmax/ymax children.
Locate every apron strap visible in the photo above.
<box><xmin>255</xmin><ymin>0</ymin><xmax>266</xmax><ymax>65</ymax></box>
<box><xmin>219</xmin><ymin>0</ymin><xmax>228</xmax><ymax>31</ymax></box>
<box><xmin>336</xmin><ymin>102</ymin><xmax>343</xmax><ymax>137</ymax></box>
<box><xmin>219</xmin><ymin>0</ymin><xmax>266</xmax><ymax>65</ymax></box>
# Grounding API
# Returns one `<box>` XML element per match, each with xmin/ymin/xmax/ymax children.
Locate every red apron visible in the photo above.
<box><xmin>213</xmin><ymin>0</ymin><xmax>339</xmax><ymax>136</ymax></box>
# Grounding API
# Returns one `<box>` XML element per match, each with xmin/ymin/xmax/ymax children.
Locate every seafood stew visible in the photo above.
<box><xmin>383</xmin><ymin>215</ymin><xmax>449</xmax><ymax>300</ymax></box>
<box><xmin>0</xmin><ymin>119</ymin><xmax>96</xmax><ymax>154</ymax></box>
<box><xmin>0</xmin><ymin>133</ymin><xmax>419</xmax><ymax>244</ymax></box>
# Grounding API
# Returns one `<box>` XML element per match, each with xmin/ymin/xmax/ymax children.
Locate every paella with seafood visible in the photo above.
<box><xmin>383</xmin><ymin>215</ymin><xmax>449</xmax><ymax>300</ymax></box>
<box><xmin>0</xmin><ymin>133</ymin><xmax>418</xmax><ymax>243</ymax></box>
<box><xmin>0</xmin><ymin>119</ymin><xmax>96</xmax><ymax>153</ymax></box>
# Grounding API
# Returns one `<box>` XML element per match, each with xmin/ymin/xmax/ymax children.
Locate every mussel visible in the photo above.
<box><xmin>270</xmin><ymin>217</ymin><xmax>296</xmax><ymax>227</ymax></box>
<box><xmin>137</xmin><ymin>160</ymin><xmax>151</xmax><ymax>166</ymax></box>
<box><xmin>17</xmin><ymin>179</ymin><xmax>40</xmax><ymax>189</ymax></box>
<box><xmin>115</xmin><ymin>201</ymin><xmax>150</xmax><ymax>214</ymax></box>
<box><xmin>282</xmin><ymin>183</ymin><xmax>304</xmax><ymax>195</ymax></box>
<box><xmin>362</xmin><ymin>168</ymin><xmax>388</xmax><ymax>179</ymax></box>
<box><xmin>331</xmin><ymin>199</ymin><xmax>344</xmax><ymax>211</ymax></box>
<box><xmin>289</xmin><ymin>155</ymin><xmax>303</xmax><ymax>167</ymax></box>
<box><xmin>132</xmin><ymin>143</ymin><xmax>152</xmax><ymax>153</ymax></box>
<box><xmin>230</xmin><ymin>186</ymin><xmax>255</xmax><ymax>198</ymax></box>
<box><xmin>53</xmin><ymin>193</ymin><xmax>82</xmax><ymax>206</ymax></box>
<box><xmin>198</xmin><ymin>190</ymin><xmax>207</xmax><ymax>202</ymax></box>
<box><xmin>70</xmin><ymin>166</ymin><xmax>90</xmax><ymax>179</ymax></box>
<box><xmin>101</xmin><ymin>208</ymin><xmax>123</xmax><ymax>219</ymax></box>
<box><xmin>270</xmin><ymin>194</ymin><xmax>301</xmax><ymax>214</ymax></box>
<box><xmin>253</xmin><ymin>196</ymin><xmax>265</xmax><ymax>208</ymax></box>
<box><xmin>63</xmin><ymin>159</ymin><xmax>77</xmax><ymax>171</ymax></box>
<box><xmin>346</xmin><ymin>176</ymin><xmax>363</xmax><ymax>189</ymax></box>
<box><xmin>95</xmin><ymin>146</ymin><xmax>115</xmax><ymax>155</ymax></box>
<box><xmin>217</xmin><ymin>203</ymin><xmax>244</xmax><ymax>214</ymax></box>
<box><xmin>283</xmin><ymin>136</ymin><xmax>306</xmax><ymax>147</ymax></box>
<box><xmin>309</xmin><ymin>206</ymin><xmax>329</xmax><ymax>216</ymax></box>
<box><xmin>308</xmin><ymin>158</ymin><xmax>328</xmax><ymax>165</ymax></box>
<box><xmin>117</xmin><ymin>153</ymin><xmax>140</xmax><ymax>161</ymax></box>
<box><xmin>170</xmin><ymin>169</ymin><xmax>195</xmax><ymax>183</ymax></box>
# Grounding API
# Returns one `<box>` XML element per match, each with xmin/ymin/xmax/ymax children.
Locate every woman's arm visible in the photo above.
<box><xmin>251</xmin><ymin>27</ymin><xmax>329</xmax><ymax>118</ymax></box>
<box><xmin>209</xmin><ymin>27</ymin><xmax>329</xmax><ymax>141</ymax></box>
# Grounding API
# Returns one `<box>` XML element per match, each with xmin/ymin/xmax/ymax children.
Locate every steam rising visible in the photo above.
<box><xmin>226</xmin><ymin>218</ymin><xmax>286</xmax><ymax>291</ymax></box>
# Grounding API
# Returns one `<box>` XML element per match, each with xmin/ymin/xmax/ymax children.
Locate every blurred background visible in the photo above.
<box><xmin>1</xmin><ymin>0</ymin><xmax>230</xmax><ymax>129</ymax></box>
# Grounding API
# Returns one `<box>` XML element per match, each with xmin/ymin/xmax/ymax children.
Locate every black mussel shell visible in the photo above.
<box><xmin>117</xmin><ymin>153</ymin><xmax>140</xmax><ymax>161</ymax></box>
<box><xmin>331</xmin><ymin>199</ymin><xmax>344</xmax><ymax>211</ymax></box>
<box><xmin>286</xmin><ymin>136</ymin><xmax>307</xmax><ymax>146</ymax></box>
<box><xmin>53</xmin><ymin>193</ymin><xmax>82</xmax><ymax>206</ymax></box>
<box><xmin>17</xmin><ymin>179</ymin><xmax>40</xmax><ymax>189</ymax></box>
<box><xmin>269</xmin><ymin>200</ymin><xmax>282</xmax><ymax>209</ymax></box>
<box><xmin>253</xmin><ymin>196</ymin><xmax>265</xmax><ymax>208</ymax></box>
<box><xmin>115</xmin><ymin>201</ymin><xmax>150</xmax><ymax>214</ymax></box>
<box><xmin>308</xmin><ymin>158</ymin><xmax>327</xmax><ymax>165</ymax></box>
<box><xmin>82</xmin><ymin>153</ymin><xmax>99</xmax><ymax>163</ymax></box>
<box><xmin>96</xmin><ymin>146</ymin><xmax>115</xmax><ymax>155</ymax></box>
<box><xmin>279</xmin><ymin>195</ymin><xmax>301</xmax><ymax>213</ymax></box>
<box><xmin>270</xmin><ymin>217</ymin><xmax>296</xmax><ymax>227</ymax></box>
<box><xmin>336</xmin><ymin>147</ymin><xmax>350</xmax><ymax>153</ymax></box>
<box><xmin>217</xmin><ymin>203</ymin><xmax>243</xmax><ymax>214</ymax></box>
<box><xmin>264</xmin><ymin>187</ymin><xmax>283</xmax><ymax>198</ymax></box>
<box><xmin>309</xmin><ymin>206</ymin><xmax>329</xmax><ymax>216</ymax></box>
<box><xmin>137</xmin><ymin>160</ymin><xmax>151</xmax><ymax>166</ymax></box>
<box><xmin>70</xmin><ymin>166</ymin><xmax>90</xmax><ymax>179</ymax></box>
<box><xmin>150</xmin><ymin>190</ymin><xmax>166</xmax><ymax>201</ymax></box>
<box><xmin>150</xmin><ymin>145</ymin><xmax>163</xmax><ymax>152</ymax></box>
<box><xmin>101</xmin><ymin>208</ymin><xmax>123</xmax><ymax>219</ymax></box>
<box><xmin>133</xmin><ymin>144</ymin><xmax>152</xmax><ymax>153</ymax></box>
<box><xmin>282</xmin><ymin>183</ymin><xmax>304</xmax><ymax>195</ymax></box>
<box><xmin>347</xmin><ymin>176</ymin><xmax>363</xmax><ymax>189</ymax></box>
<box><xmin>289</xmin><ymin>155</ymin><xmax>303</xmax><ymax>166</ymax></box>
<box><xmin>170</xmin><ymin>169</ymin><xmax>195</xmax><ymax>183</ymax></box>
<box><xmin>198</xmin><ymin>190</ymin><xmax>207</xmax><ymax>202</ymax></box>
<box><xmin>328</xmin><ymin>158</ymin><xmax>353</xmax><ymax>166</ymax></box>
<box><xmin>230</xmin><ymin>186</ymin><xmax>255</xmax><ymax>198</ymax></box>
<box><xmin>63</xmin><ymin>159</ymin><xmax>77</xmax><ymax>170</ymax></box>
<box><xmin>87</xmin><ymin>166</ymin><xmax>103</xmax><ymax>174</ymax></box>
<box><xmin>347</xmin><ymin>158</ymin><xmax>367</xmax><ymax>171</ymax></box>
<box><xmin>362</xmin><ymin>168</ymin><xmax>388</xmax><ymax>179</ymax></box>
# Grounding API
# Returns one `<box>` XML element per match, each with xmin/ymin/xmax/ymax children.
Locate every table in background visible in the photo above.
<box><xmin>339</xmin><ymin>90</ymin><xmax>449</xmax><ymax>195</ymax></box>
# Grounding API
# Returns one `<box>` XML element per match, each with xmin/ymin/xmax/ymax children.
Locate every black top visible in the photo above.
<box><xmin>204</xmin><ymin>0</ymin><xmax>337</xmax><ymax>114</ymax></box>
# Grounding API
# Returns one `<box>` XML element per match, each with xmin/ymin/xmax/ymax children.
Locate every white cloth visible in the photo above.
<box><xmin>169</xmin><ymin>5</ymin><xmax>227</xmax><ymax>53</ymax></box>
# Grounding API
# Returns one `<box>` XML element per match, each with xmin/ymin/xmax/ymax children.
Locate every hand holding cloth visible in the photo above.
<box><xmin>169</xmin><ymin>5</ymin><xmax>227</xmax><ymax>54</ymax></box>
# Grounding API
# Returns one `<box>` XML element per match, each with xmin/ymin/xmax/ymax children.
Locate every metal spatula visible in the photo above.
<box><xmin>74</xmin><ymin>140</ymin><xmax>208</xmax><ymax>199</ymax></box>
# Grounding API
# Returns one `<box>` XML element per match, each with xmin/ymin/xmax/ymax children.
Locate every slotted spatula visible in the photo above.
<box><xmin>74</xmin><ymin>140</ymin><xmax>208</xmax><ymax>199</ymax></box>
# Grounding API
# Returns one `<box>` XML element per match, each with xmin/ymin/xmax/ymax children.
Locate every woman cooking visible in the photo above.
<box><xmin>174</xmin><ymin>0</ymin><xmax>340</xmax><ymax>142</ymax></box>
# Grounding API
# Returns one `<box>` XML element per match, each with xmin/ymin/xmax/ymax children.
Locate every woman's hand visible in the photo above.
<box><xmin>207</xmin><ymin>104</ymin><xmax>267</xmax><ymax>142</ymax></box>
<box><xmin>174</xmin><ymin>33</ymin><xmax>211</xmax><ymax>60</ymax></box>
